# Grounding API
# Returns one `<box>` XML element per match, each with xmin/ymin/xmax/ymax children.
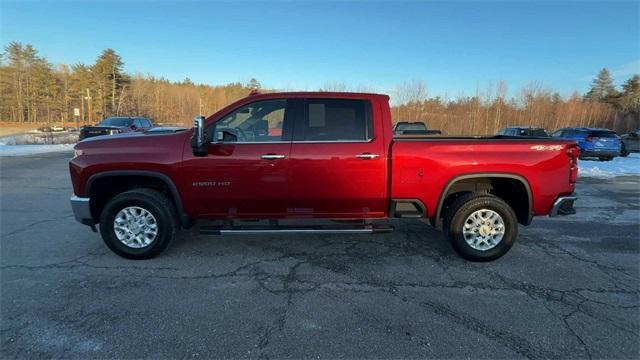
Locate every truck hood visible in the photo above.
<box><xmin>77</xmin><ymin>127</ymin><xmax>189</xmax><ymax>144</ymax></box>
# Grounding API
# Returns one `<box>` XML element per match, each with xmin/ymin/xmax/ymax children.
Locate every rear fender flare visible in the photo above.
<box><xmin>435</xmin><ymin>172</ymin><xmax>533</xmax><ymax>222</ymax></box>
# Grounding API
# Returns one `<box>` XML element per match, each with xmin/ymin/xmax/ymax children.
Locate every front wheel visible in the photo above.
<box><xmin>444</xmin><ymin>193</ymin><xmax>518</xmax><ymax>261</ymax></box>
<box><xmin>99</xmin><ymin>189</ymin><xmax>178</xmax><ymax>259</ymax></box>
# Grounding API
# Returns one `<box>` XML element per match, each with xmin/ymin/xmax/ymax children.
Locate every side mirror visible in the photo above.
<box><xmin>130</xmin><ymin>125</ymin><xmax>137</xmax><ymax>130</ymax></box>
<box><xmin>191</xmin><ymin>116</ymin><xmax>207</xmax><ymax>157</ymax></box>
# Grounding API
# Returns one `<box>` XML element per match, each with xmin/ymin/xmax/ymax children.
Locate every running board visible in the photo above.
<box><xmin>200</xmin><ymin>224</ymin><xmax>394</xmax><ymax>235</ymax></box>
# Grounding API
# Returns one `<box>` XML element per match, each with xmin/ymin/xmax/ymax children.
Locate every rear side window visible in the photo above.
<box><xmin>300</xmin><ymin>99</ymin><xmax>372</xmax><ymax>141</ymax></box>
<box><xmin>589</xmin><ymin>130</ymin><xmax>617</xmax><ymax>138</ymax></box>
<box><xmin>396</xmin><ymin>123</ymin><xmax>426</xmax><ymax>131</ymax></box>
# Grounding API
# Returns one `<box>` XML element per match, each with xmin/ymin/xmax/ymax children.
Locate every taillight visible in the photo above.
<box><xmin>567</xmin><ymin>145</ymin><xmax>580</xmax><ymax>184</ymax></box>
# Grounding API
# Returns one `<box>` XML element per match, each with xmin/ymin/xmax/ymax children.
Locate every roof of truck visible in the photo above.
<box><xmin>247</xmin><ymin>91</ymin><xmax>390</xmax><ymax>99</ymax></box>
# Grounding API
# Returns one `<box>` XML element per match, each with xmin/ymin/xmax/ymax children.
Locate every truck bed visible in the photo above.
<box><xmin>393</xmin><ymin>135</ymin><xmax>564</xmax><ymax>141</ymax></box>
<box><xmin>390</xmin><ymin>137</ymin><xmax>577</xmax><ymax>220</ymax></box>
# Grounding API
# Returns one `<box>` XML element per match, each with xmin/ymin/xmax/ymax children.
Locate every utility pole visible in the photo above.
<box><xmin>80</xmin><ymin>92</ymin><xmax>85</xmax><ymax>124</ymax></box>
<box><xmin>85</xmin><ymin>88</ymin><xmax>93</xmax><ymax>123</ymax></box>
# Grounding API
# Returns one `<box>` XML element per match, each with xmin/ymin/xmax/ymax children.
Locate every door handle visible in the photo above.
<box><xmin>356</xmin><ymin>153</ymin><xmax>380</xmax><ymax>160</ymax></box>
<box><xmin>261</xmin><ymin>154</ymin><xmax>286</xmax><ymax>160</ymax></box>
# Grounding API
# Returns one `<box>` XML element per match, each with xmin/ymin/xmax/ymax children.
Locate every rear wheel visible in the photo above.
<box><xmin>444</xmin><ymin>193</ymin><xmax>518</xmax><ymax>261</ymax></box>
<box><xmin>99</xmin><ymin>189</ymin><xmax>177</xmax><ymax>259</ymax></box>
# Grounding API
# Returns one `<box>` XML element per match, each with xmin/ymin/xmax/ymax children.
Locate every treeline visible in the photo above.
<box><xmin>391</xmin><ymin>75</ymin><xmax>639</xmax><ymax>135</ymax></box>
<box><xmin>0</xmin><ymin>42</ymin><xmax>255</xmax><ymax>126</ymax></box>
<box><xmin>1</xmin><ymin>41</ymin><xmax>638</xmax><ymax>134</ymax></box>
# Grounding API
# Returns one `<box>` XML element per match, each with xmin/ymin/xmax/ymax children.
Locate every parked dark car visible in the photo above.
<box><xmin>79</xmin><ymin>117</ymin><xmax>153</xmax><ymax>140</ymax></box>
<box><xmin>620</xmin><ymin>129</ymin><xmax>639</xmax><ymax>156</ymax></box>
<box><xmin>393</xmin><ymin>121</ymin><xmax>442</xmax><ymax>136</ymax></box>
<box><xmin>551</xmin><ymin>127</ymin><xmax>622</xmax><ymax>161</ymax></box>
<box><xmin>498</xmin><ymin>127</ymin><xmax>549</xmax><ymax>137</ymax></box>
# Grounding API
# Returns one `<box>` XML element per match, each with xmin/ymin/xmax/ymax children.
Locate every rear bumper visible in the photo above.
<box><xmin>579</xmin><ymin>150</ymin><xmax>620</xmax><ymax>158</ymax></box>
<box><xmin>70</xmin><ymin>195</ymin><xmax>95</xmax><ymax>225</ymax></box>
<box><xmin>549</xmin><ymin>195</ymin><xmax>577</xmax><ymax>217</ymax></box>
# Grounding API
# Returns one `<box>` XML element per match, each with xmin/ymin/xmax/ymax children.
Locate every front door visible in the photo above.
<box><xmin>288</xmin><ymin>98</ymin><xmax>387</xmax><ymax>218</ymax></box>
<box><xmin>183</xmin><ymin>99</ymin><xmax>295</xmax><ymax>218</ymax></box>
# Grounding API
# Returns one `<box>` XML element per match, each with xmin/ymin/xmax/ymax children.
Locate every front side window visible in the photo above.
<box><xmin>214</xmin><ymin>99</ymin><xmax>287</xmax><ymax>142</ymax></box>
<box><xmin>301</xmin><ymin>99</ymin><xmax>372</xmax><ymax>141</ymax></box>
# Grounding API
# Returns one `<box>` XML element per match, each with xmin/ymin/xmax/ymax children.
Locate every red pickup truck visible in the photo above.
<box><xmin>69</xmin><ymin>92</ymin><xmax>579</xmax><ymax>261</ymax></box>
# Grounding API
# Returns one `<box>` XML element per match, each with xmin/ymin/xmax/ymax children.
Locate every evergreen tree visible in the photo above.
<box><xmin>91</xmin><ymin>49</ymin><xmax>129</xmax><ymax>117</ymax></box>
<box><xmin>617</xmin><ymin>75</ymin><xmax>640</xmax><ymax>113</ymax></box>
<box><xmin>585</xmin><ymin>68</ymin><xmax>618</xmax><ymax>102</ymax></box>
<box><xmin>248</xmin><ymin>78</ymin><xmax>261</xmax><ymax>90</ymax></box>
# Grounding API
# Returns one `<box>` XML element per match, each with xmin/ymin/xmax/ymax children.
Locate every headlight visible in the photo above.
<box><xmin>109</xmin><ymin>129</ymin><xmax>119</xmax><ymax>135</ymax></box>
<box><xmin>73</xmin><ymin>149</ymin><xmax>84</xmax><ymax>158</ymax></box>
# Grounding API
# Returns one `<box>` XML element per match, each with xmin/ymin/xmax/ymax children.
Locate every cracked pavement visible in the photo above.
<box><xmin>1</xmin><ymin>152</ymin><xmax>639</xmax><ymax>359</ymax></box>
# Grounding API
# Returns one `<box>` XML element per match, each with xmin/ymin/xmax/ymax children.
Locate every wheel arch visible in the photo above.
<box><xmin>435</xmin><ymin>173</ymin><xmax>533</xmax><ymax>225</ymax></box>
<box><xmin>86</xmin><ymin>170</ymin><xmax>190</xmax><ymax>227</ymax></box>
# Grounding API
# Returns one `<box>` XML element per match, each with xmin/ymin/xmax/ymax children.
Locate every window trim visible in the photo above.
<box><xmin>292</xmin><ymin>98</ymin><xmax>375</xmax><ymax>143</ymax></box>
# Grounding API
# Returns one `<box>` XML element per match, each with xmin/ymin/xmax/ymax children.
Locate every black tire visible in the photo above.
<box><xmin>443</xmin><ymin>193</ymin><xmax>518</xmax><ymax>262</ymax></box>
<box><xmin>99</xmin><ymin>189</ymin><xmax>178</xmax><ymax>259</ymax></box>
<box><xmin>621</xmin><ymin>144</ymin><xmax>629</xmax><ymax>157</ymax></box>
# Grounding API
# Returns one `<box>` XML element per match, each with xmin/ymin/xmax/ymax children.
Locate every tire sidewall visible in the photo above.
<box><xmin>99</xmin><ymin>192</ymin><xmax>174</xmax><ymax>259</ymax></box>
<box><xmin>448</xmin><ymin>197</ymin><xmax>518</xmax><ymax>261</ymax></box>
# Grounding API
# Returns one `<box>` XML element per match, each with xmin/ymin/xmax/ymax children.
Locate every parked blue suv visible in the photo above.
<box><xmin>551</xmin><ymin>127</ymin><xmax>622</xmax><ymax>161</ymax></box>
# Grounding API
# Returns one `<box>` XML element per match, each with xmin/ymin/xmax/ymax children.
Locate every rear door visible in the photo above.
<box><xmin>288</xmin><ymin>98</ymin><xmax>387</xmax><ymax>218</ymax></box>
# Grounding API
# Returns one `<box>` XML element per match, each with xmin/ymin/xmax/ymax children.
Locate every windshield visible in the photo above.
<box><xmin>100</xmin><ymin>117</ymin><xmax>133</xmax><ymax>127</ymax></box>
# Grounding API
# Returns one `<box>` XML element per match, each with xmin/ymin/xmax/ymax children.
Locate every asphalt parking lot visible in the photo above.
<box><xmin>1</xmin><ymin>152</ymin><xmax>639</xmax><ymax>359</ymax></box>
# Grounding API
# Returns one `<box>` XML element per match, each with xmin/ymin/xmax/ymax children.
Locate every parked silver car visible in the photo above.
<box><xmin>621</xmin><ymin>129</ymin><xmax>639</xmax><ymax>156</ymax></box>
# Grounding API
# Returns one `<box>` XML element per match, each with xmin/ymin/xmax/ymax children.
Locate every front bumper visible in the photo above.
<box><xmin>70</xmin><ymin>195</ymin><xmax>95</xmax><ymax>225</ymax></box>
<box><xmin>550</xmin><ymin>195</ymin><xmax>577</xmax><ymax>217</ymax></box>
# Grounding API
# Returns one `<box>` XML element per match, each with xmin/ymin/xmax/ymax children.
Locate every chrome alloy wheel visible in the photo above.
<box><xmin>462</xmin><ymin>209</ymin><xmax>505</xmax><ymax>251</ymax></box>
<box><xmin>113</xmin><ymin>206</ymin><xmax>158</xmax><ymax>248</ymax></box>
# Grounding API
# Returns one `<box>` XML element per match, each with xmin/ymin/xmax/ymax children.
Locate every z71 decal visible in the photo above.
<box><xmin>530</xmin><ymin>145</ymin><xmax>563</xmax><ymax>151</ymax></box>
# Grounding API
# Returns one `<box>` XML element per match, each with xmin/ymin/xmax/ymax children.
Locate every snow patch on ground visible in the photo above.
<box><xmin>0</xmin><ymin>143</ymin><xmax>74</xmax><ymax>157</ymax></box>
<box><xmin>0</xmin><ymin>132</ymin><xmax>77</xmax><ymax>156</ymax></box>
<box><xmin>579</xmin><ymin>153</ymin><xmax>640</xmax><ymax>178</ymax></box>
<box><xmin>0</xmin><ymin>132</ymin><xmax>78</xmax><ymax>145</ymax></box>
